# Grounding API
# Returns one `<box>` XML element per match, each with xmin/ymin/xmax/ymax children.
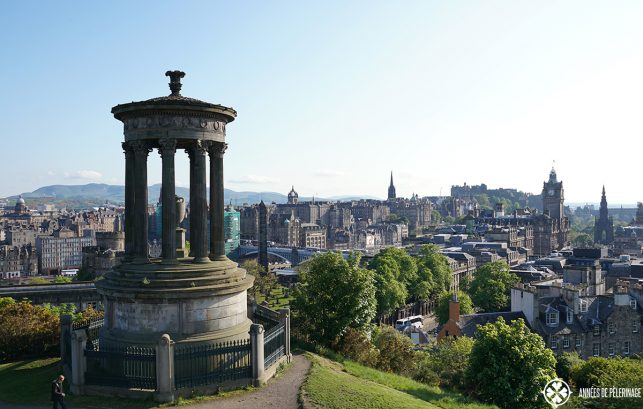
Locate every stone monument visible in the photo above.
<box><xmin>96</xmin><ymin>71</ymin><xmax>254</xmax><ymax>346</ymax></box>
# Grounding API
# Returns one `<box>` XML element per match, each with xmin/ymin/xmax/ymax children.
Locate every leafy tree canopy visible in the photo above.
<box><xmin>469</xmin><ymin>261</ymin><xmax>519</xmax><ymax>312</ymax></box>
<box><xmin>291</xmin><ymin>252</ymin><xmax>376</xmax><ymax>345</ymax></box>
<box><xmin>466</xmin><ymin>317</ymin><xmax>556</xmax><ymax>409</ymax></box>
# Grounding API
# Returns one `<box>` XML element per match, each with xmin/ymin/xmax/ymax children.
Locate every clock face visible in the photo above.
<box><xmin>548</xmin><ymin>189</ymin><xmax>555</xmax><ymax>196</ymax></box>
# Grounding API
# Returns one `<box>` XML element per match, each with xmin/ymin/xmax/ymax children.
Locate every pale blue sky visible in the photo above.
<box><xmin>1</xmin><ymin>1</ymin><xmax>642</xmax><ymax>203</ymax></box>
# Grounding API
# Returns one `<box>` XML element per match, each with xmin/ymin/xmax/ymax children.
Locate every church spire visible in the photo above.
<box><xmin>387</xmin><ymin>171</ymin><xmax>396</xmax><ymax>200</ymax></box>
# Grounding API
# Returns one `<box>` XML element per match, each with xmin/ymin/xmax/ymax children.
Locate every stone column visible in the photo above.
<box><xmin>187</xmin><ymin>141</ymin><xmax>209</xmax><ymax>263</ymax></box>
<box><xmin>154</xmin><ymin>334</ymin><xmax>175</xmax><ymax>402</ymax></box>
<box><xmin>70</xmin><ymin>329</ymin><xmax>87</xmax><ymax>395</ymax></box>
<box><xmin>131</xmin><ymin>141</ymin><xmax>151</xmax><ymax>263</ymax></box>
<box><xmin>208</xmin><ymin>142</ymin><xmax>227</xmax><ymax>260</ymax></box>
<box><xmin>279</xmin><ymin>308</ymin><xmax>291</xmax><ymax>362</ymax></box>
<box><xmin>250</xmin><ymin>323</ymin><xmax>265</xmax><ymax>386</ymax></box>
<box><xmin>60</xmin><ymin>314</ymin><xmax>72</xmax><ymax>376</ymax></box>
<box><xmin>122</xmin><ymin>142</ymin><xmax>135</xmax><ymax>261</ymax></box>
<box><xmin>159</xmin><ymin>138</ymin><xmax>177</xmax><ymax>264</ymax></box>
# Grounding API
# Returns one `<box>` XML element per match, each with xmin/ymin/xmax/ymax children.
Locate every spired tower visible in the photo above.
<box><xmin>388</xmin><ymin>171</ymin><xmax>396</xmax><ymax>200</ymax></box>
<box><xmin>96</xmin><ymin>71</ymin><xmax>254</xmax><ymax>347</ymax></box>
<box><xmin>542</xmin><ymin>167</ymin><xmax>564</xmax><ymax>219</ymax></box>
<box><xmin>594</xmin><ymin>186</ymin><xmax>614</xmax><ymax>244</ymax></box>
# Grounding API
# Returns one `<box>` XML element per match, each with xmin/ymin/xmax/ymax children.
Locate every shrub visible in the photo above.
<box><xmin>421</xmin><ymin>336</ymin><xmax>474</xmax><ymax>390</ymax></box>
<box><xmin>372</xmin><ymin>326</ymin><xmax>416</xmax><ymax>377</ymax></box>
<box><xmin>555</xmin><ymin>352</ymin><xmax>583</xmax><ymax>385</ymax></box>
<box><xmin>332</xmin><ymin>327</ymin><xmax>379</xmax><ymax>368</ymax></box>
<box><xmin>0</xmin><ymin>301</ymin><xmax>60</xmax><ymax>361</ymax></box>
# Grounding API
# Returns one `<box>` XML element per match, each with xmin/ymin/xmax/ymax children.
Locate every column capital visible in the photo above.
<box><xmin>208</xmin><ymin>142</ymin><xmax>228</xmax><ymax>158</ymax></box>
<box><xmin>158</xmin><ymin>137</ymin><xmax>177</xmax><ymax>155</ymax></box>
<box><xmin>185</xmin><ymin>140</ymin><xmax>207</xmax><ymax>157</ymax></box>
<box><xmin>130</xmin><ymin>140</ymin><xmax>152</xmax><ymax>155</ymax></box>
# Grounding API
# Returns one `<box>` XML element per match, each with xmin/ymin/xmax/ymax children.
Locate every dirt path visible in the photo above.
<box><xmin>1</xmin><ymin>354</ymin><xmax>311</xmax><ymax>409</ymax></box>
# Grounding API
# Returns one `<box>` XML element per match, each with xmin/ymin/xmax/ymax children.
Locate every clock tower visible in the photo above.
<box><xmin>542</xmin><ymin>167</ymin><xmax>564</xmax><ymax>220</ymax></box>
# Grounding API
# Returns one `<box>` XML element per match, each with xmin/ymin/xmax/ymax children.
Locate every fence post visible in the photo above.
<box><xmin>250</xmin><ymin>323</ymin><xmax>265</xmax><ymax>386</ymax></box>
<box><xmin>154</xmin><ymin>333</ymin><xmax>175</xmax><ymax>403</ymax></box>
<box><xmin>279</xmin><ymin>308</ymin><xmax>291</xmax><ymax>363</ymax></box>
<box><xmin>70</xmin><ymin>329</ymin><xmax>87</xmax><ymax>395</ymax></box>
<box><xmin>60</xmin><ymin>314</ymin><xmax>72</xmax><ymax>376</ymax></box>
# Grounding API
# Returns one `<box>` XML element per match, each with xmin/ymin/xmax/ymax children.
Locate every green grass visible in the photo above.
<box><xmin>302</xmin><ymin>353</ymin><xmax>497</xmax><ymax>409</ymax></box>
<box><xmin>254</xmin><ymin>286</ymin><xmax>294</xmax><ymax>309</ymax></box>
<box><xmin>0</xmin><ymin>358</ymin><xmax>157</xmax><ymax>408</ymax></box>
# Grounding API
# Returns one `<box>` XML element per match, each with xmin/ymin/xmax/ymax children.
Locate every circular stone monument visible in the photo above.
<box><xmin>96</xmin><ymin>71</ymin><xmax>254</xmax><ymax>346</ymax></box>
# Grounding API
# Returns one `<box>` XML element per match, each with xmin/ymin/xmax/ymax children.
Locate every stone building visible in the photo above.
<box><xmin>594</xmin><ymin>186</ymin><xmax>614</xmax><ymax>245</ymax></box>
<box><xmin>0</xmin><ymin>245</ymin><xmax>38</xmax><ymax>276</ymax></box>
<box><xmin>513</xmin><ymin>281</ymin><xmax>642</xmax><ymax>359</ymax></box>
<box><xmin>36</xmin><ymin>228</ymin><xmax>96</xmax><ymax>274</ymax></box>
<box><xmin>299</xmin><ymin>223</ymin><xmax>326</xmax><ymax>248</ymax></box>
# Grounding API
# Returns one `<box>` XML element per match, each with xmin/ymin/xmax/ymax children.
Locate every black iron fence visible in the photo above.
<box><xmin>72</xmin><ymin>315</ymin><xmax>103</xmax><ymax>349</ymax></box>
<box><xmin>264</xmin><ymin>323</ymin><xmax>285</xmax><ymax>368</ymax></box>
<box><xmin>174</xmin><ymin>340</ymin><xmax>252</xmax><ymax>389</ymax></box>
<box><xmin>85</xmin><ymin>343</ymin><xmax>156</xmax><ymax>390</ymax></box>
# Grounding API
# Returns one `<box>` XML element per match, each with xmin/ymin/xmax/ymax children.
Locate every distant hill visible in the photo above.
<box><xmin>9</xmin><ymin>184</ymin><xmax>377</xmax><ymax>206</ymax></box>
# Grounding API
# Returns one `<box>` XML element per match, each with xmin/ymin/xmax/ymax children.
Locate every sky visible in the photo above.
<box><xmin>1</xmin><ymin>1</ymin><xmax>642</xmax><ymax>204</ymax></box>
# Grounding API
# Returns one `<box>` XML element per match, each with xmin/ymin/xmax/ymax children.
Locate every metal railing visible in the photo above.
<box><xmin>253</xmin><ymin>304</ymin><xmax>281</xmax><ymax>331</ymax></box>
<box><xmin>264</xmin><ymin>323</ymin><xmax>285</xmax><ymax>368</ymax></box>
<box><xmin>174</xmin><ymin>340</ymin><xmax>252</xmax><ymax>389</ymax></box>
<box><xmin>85</xmin><ymin>343</ymin><xmax>156</xmax><ymax>390</ymax></box>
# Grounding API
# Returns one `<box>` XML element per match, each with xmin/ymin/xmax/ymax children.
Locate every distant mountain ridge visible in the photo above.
<box><xmin>10</xmin><ymin>184</ymin><xmax>377</xmax><ymax>205</ymax></box>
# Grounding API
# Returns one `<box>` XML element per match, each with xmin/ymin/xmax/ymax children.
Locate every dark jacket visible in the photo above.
<box><xmin>51</xmin><ymin>380</ymin><xmax>64</xmax><ymax>401</ymax></box>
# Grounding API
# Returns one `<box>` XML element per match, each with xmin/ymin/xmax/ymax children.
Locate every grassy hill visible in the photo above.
<box><xmin>301</xmin><ymin>353</ymin><xmax>497</xmax><ymax>409</ymax></box>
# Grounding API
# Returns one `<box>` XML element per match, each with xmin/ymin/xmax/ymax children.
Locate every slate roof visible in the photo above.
<box><xmin>456</xmin><ymin>311</ymin><xmax>529</xmax><ymax>337</ymax></box>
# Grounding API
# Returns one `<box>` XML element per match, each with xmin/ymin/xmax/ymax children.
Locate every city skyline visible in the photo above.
<box><xmin>2</xmin><ymin>1</ymin><xmax>643</xmax><ymax>202</ymax></box>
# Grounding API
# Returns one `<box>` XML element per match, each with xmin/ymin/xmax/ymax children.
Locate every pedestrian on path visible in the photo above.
<box><xmin>51</xmin><ymin>375</ymin><xmax>67</xmax><ymax>409</ymax></box>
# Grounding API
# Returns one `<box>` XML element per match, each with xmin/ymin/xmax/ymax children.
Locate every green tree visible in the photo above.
<box><xmin>419</xmin><ymin>336</ymin><xmax>474</xmax><ymax>389</ymax></box>
<box><xmin>572</xmin><ymin>233</ymin><xmax>594</xmax><ymax>248</ymax></box>
<box><xmin>435</xmin><ymin>291</ymin><xmax>474</xmax><ymax>325</ymax></box>
<box><xmin>291</xmin><ymin>252</ymin><xmax>376</xmax><ymax>345</ymax></box>
<box><xmin>466</xmin><ymin>317</ymin><xmax>556</xmax><ymax>409</ymax></box>
<box><xmin>570</xmin><ymin>357</ymin><xmax>643</xmax><ymax>408</ymax></box>
<box><xmin>54</xmin><ymin>275</ymin><xmax>72</xmax><ymax>284</ymax></box>
<box><xmin>0</xmin><ymin>297</ymin><xmax>16</xmax><ymax>309</ymax></box>
<box><xmin>555</xmin><ymin>352</ymin><xmax>583</xmax><ymax>384</ymax></box>
<box><xmin>469</xmin><ymin>261</ymin><xmax>519</xmax><ymax>312</ymax></box>
<box><xmin>369</xmin><ymin>247</ymin><xmax>418</xmax><ymax>315</ymax></box>
<box><xmin>414</xmin><ymin>244</ymin><xmax>452</xmax><ymax>299</ymax></box>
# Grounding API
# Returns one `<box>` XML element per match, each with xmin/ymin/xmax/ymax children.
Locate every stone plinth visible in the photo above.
<box><xmin>96</xmin><ymin>258</ymin><xmax>254</xmax><ymax>346</ymax></box>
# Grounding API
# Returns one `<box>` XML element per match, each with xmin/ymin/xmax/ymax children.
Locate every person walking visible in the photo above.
<box><xmin>51</xmin><ymin>375</ymin><xmax>67</xmax><ymax>409</ymax></box>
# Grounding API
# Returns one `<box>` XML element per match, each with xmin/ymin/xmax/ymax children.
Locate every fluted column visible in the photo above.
<box><xmin>131</xmin><ymin>140</ymin><xmax>151</xmax><ymax>263</ymax></box>
<box><xmin>187</xmin><ymin>141</ymin><xmax>209</xmax><ymax>263</ymax></box>
<box><xmin>122</xmin><ymin>142</ymin><xmax>135</xmax><ymax>261</ymax></box>
<box><xmin>208</xmin><ymin>142</ymin><xmax>227</xmax><ymax>260</ymax></box>
<box><xmin>159</xmin><ymin>138</ymin><xmax>177</xmax><ymax>264</ymax></box>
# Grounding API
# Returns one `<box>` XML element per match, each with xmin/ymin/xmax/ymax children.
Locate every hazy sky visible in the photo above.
<box><xmin>2</xmin><ymin>1</ymin><xmax>642</xmax><ymax>203</ymax></box>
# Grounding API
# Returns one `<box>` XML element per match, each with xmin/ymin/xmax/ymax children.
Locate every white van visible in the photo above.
<box><xmin>395</xmin><ymin>315</ymin><xmax>423</xmax><ymax>331</ymax></box>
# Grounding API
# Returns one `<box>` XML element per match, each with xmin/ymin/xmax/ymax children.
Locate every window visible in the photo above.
<box><xmin>633</xmin><ymin>321</ymin><xmax>639</xmax><ymax>334</ymax></box>
<box><xmin>624</xmin><ymin>341</ymin><xmax>630</xmax><ymax>355</ymax></box>
<box><xmin>580</xmin><ymin>300</ymin><xmax>588</xmax><ymax>313</ymax></box>
<box><xmin>575</xmin><ymin>334</ymin><xmax>582</xmax><ymax>347</ymax></box>
<box><xmin>608</xmin><ymin>343</ymin><xmax>615</xmax><ymax>356</ymax></box>
<box><xmin>551</xmin><ymin>335</ymin><xmax>558</xmax><ymax>349</ymax></box>
<box><xmin>593</xmin><ymin>343</ymin><xmax>601</xmax><ymax>357</ymax></box>
<box><xmin>631</xmin><ymin>299</ymin><xmax>637</xmax><ymax>310</ymax></box>
<box><xmin>563</xmin><ymin>335</ymin><xmax>570</xmax><ymax>348</ymax></box>
<box><xmin>608</xmin><ymin>322</ymin><xmax>615</xmax><ymax>335</ymax></box>
<box><xmin>593</xmin><ymin>325</ymin><xmax>600</xmax><ymax>336</ymax></box>
<box><xmin>547</xmin><ymin>311</ymin><xmax>559</xmax><ymax>327</ymax></box>
<box><xmin>566</xmin><ymin>308</ymin><xmax>573</xmax><ymax>324</ymax></box>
